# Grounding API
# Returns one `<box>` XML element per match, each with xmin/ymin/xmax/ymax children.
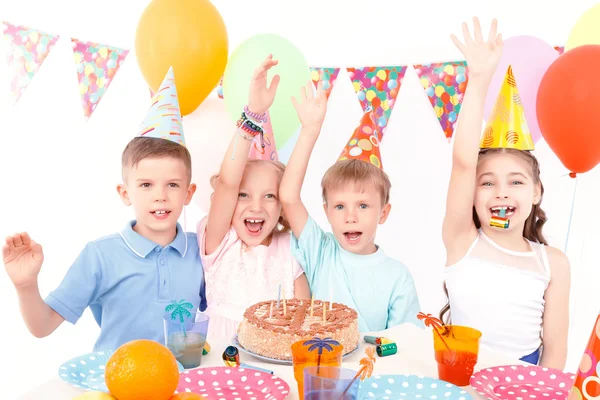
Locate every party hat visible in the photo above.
<box><xmin>480</xmin><ymin>66</ymin><xmax>534</xmax><ymax>151</ymax></box>
<box><xmin>248</xmin><ymin>111</ymin><xmax>278</xmax><ymax>161</ymax></box>
<box><xmin>138</xmin><ymin>67</ymin><xmax>185</xmax><ymax>146</ymax></box>
<box><xmin>339</xmin><ymin>111</ymin><xmax>384</xmax><ymax>170</ymax></box>
<box><xmin>570</xmin><ymin>312</ymin><xmax>600</xmax><ymax>398</ymax></box>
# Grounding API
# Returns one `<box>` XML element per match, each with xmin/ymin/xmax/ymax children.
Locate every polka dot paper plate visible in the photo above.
<box><xmin>175</xmin><ymin>366</ymin><xmax>290</xmax><ymax>399</ymax></box>
<box><xmin>58</xmin><ymin>350</ymin><xmax>184</xmax><ymax>392</ymax></box>
<box><xmin>470</xmin><ymin>364</ymin><xmax>576</xmax><ymax>400</ymax></box>
<box><xmin>357</xmin><ymin>374</ymin><xmax>473</xmax><ymax>399</ymax></box>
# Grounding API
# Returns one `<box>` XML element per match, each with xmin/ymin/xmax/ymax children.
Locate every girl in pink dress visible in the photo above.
<box><xmin>197</xmin><ymin>56</ymin><xmax>310</xmax><ymax>341</ymax></box>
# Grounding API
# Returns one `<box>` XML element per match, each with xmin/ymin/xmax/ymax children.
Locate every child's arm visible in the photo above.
<box><xmin>387</xmin><ymin>274</ymin><xmax>423</xmax><ymax>329</ymax></box>
<box><xmin>293</xmin><ymin>274</ymin><xmax>310</xmax><ymax>299</ymax></box>
<box><xmin>539</xmin><ymin>247</ymin><xmax>571</xmax><ymax>369</ymax></box>
<box><xmin>205</xmin><ymin>55</ymin><xmax>281</xmax><ymax>254</ymax></box>
<box><xmin>3</xmin><ymin>233</ymin><xmax>64</xmax><ymax>337</ymax></box>
<box><xmin>442</xmin><ymin>18</ymin><xmax>504</xmax><ymax>260</ymax></box>
<box><xmin>279</xmin><ymin>82</ymin><xmax>327</xmax><ymax>239</ymax></box>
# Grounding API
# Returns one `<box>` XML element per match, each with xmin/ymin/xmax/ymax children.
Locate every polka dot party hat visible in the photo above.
<box><xmin>137</xmin><ymin>67</ymin><xmax>185</xmax><ymax>146</ymax></box>
<box><xmin>569</xmin><ymin>312</ymin><xmax>600</xmax><ymax>399</ymax></box>
<box><xmin>480</xmin><ymin>65</ymin><xmax>534</xmax><ymax>151</ymax></box>
<box><xmin>338</xmin><ymin>110</ymin><xmax>384</xmax><ymax>169</ymax></box>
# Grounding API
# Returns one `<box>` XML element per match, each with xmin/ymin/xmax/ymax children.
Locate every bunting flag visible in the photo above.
<box><xmin>554</xmin><ymin>46</ymin><xmax>564</xmax><ymax>55</ymax></box>
<box><xmin>414</xmin><ymin>61</ymin><xmax>468</xmax><ymax>141</ymax></box>
<box><xmin>310</xmin><ymin>67</ymin><xmax>340</xmax><ymax>99</ymax></box>
<box><xmin>1</xmin><ymin>21</ymin><xmax>59</xmax><ymax>104</ymax></box>
<box><xmin>72</xmin><ymin>38</ymin><xmax>128</xmax><ymax>119</ymax></box>
<box><xmin>346</xmin><ymin>66</ymin><xmax>407</xmax><ymax>134</ymax></box>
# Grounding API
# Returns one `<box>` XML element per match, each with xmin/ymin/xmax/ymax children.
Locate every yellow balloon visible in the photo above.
<box><xmin>420</xmin><ymin>78</ymin><xmax>429</xmax><ymax>89</ymax></box>
<box><xmin>353</xmin><ymin>81</ymin><xmax>361</xmax><ymax>92</ymax></box>
<box><xmin>444</xmin><ymin>65</ymin><xmax>454</xmax><ymax>75</ymax></box>
<box><xmin>566</xmin><ymin>3</ymin><xmax>600</xmax><ymax>51</ymax></box>
<box><xmin>72</xmin><ymin>391</ymin><xmax>116</xmax><ymax>400</ymax></box>
<box><xmin>366</xmin><ymin>90</ymin><xmax>376</xmax><ymax>102</ymax></box>
<box><xmin>135</xmin><ymin>0</ymin><xmax>228</xmax><ymax>116</ymax></box>
<box><xmin>434</xmin><ymin>85</ymin><xmax>445</xmax><ymax>97</ymax></box>
<box><xmin>376</xmin><ymin>70</ymin><xmax>387</xmax><ymax>80</ymax></box>
<box><xmin>311</xmin><ymin>70</ymin><xmax>320</xmax><ymax>81</ymax></box>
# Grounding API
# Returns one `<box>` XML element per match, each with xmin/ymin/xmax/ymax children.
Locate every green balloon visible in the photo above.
<box><xmin>223</xmin><ymin>34</ymin><xmax>310</xmax><ymax>149</ymax></box>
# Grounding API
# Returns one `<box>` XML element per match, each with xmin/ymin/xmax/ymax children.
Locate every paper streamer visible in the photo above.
<box><xmin>1</xmin><ymin>21</ymin><xmax>59</xmax><ymax>104</ymax></box>
<box><xmin>310</xmin><ymin>67</ymin><xmax>340</xmax><ymax>99</ymax></box>
<box><xmin>346</xmin><ymin>66</ymin><xmax>407</xmax><ymax>134</ymax></box>
<box><xmin>554</xmin><ymin>45</ymin><xmax>565</xmax><ymax>55</ymax></box>
<box><xmin>414</xmin><ymin>61</ymin><xmax>468</xmax><ymax>141</ymax></box>
<box><xmin>72</xmin><ymin>38</ymin><xmax>128</xmax><ymax>120</ymax></box>
<box><xmin>248</xmin><ymin>111</ymin><xmax>278</xmax><ymax>161</ymax></box>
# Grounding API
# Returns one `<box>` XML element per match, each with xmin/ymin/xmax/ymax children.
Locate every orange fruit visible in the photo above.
<box><xmin>105</xmin><ymin>339</ymin><xmax>179</xmax><ymax>400</ymax></box>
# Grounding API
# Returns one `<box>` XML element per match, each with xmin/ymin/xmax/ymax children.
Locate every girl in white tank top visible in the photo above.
<box><xmin>440</xmin><ymin>18</ymin><xmax>571</xmax><ymax>370</ymax></box>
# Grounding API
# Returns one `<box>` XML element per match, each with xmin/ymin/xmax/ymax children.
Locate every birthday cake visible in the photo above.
<box><xmin>237</xmin><ymin>299</ymin><xmax>360</xmax><ymax>361</ymax></box>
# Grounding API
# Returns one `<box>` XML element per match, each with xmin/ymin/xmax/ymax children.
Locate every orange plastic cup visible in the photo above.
<box><xmin>433</xmin><ymin>325</ymin><xmax>482</xmax><ymax>387</ymax></box>
<box><xmin>291</xmin><ymin>339</ymin><xmax>344</xmax><ymax>399</ymax></box>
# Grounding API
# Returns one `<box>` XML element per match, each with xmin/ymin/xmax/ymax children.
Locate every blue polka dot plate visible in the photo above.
<box><xmin>357</xmin><ymin>374</ymin><xmax>473</xmax><ymax>399</ymax></box>
<box><xmin>58</xmin><ymin>350</ymin><xmax>184</xmax><ymax>392</ymax></box>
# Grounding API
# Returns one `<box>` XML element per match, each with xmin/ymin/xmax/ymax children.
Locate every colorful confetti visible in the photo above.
<box><xmin>414</xmin><ymin>61</ymin><xmax>468</xmax><ymax>141</ymax></box>
<box><xmin>554</xmin><ymin>45</ymin><xmax>564</xmax><ymax>55</ymax></box>
<box><xmin>1</xmin><ymin>21</ymin><xmax>59</xmax><ymax>104</ymax></box>
<box><xmin>346</xmin><ymin>66</ymin><xmax>407</xmax><ymax>134</ymax></box>
<box><xmin>310</xmin><ymin>67</ymin><xmax>340</xmax><ymax>99</ymax></box>
<box><xmin>71</xmin><ymin>38</ymin><xmax>128</xmax><ymax>120</ymax></box>
<box><xmin>138</xmin><ymin>67</ymin><xmax>185</xmax><ymax>146</ymax></box>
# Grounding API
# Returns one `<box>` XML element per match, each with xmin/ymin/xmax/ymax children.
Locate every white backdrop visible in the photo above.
<box><xmin>1</xmin><ymin>0</ymin><xmax>599</xmax><ymax>397</ymax></box>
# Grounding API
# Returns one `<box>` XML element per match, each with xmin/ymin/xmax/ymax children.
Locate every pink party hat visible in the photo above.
<box><xmin>248</xmin><ymin>111</ymin><xmax>278</xmax><ymax>161</ymax></box>
<box><xmin>138</xmin><ymin>67</ymin><xmax>185</xmax><ymax>146</ymax></box>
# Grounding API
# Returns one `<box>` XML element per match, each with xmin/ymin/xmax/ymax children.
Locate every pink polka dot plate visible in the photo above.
<box><xmin>175</xmin><ymin>366</ymin><xmax>290</xmax><ymax>399</ymax></box>
<box><xmin>471</xmin><ymin>364</ymin><xmax>575</xmax><ymax>400</ymax></box>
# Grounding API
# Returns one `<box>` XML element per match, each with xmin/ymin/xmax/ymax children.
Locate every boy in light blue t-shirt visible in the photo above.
<box><xmin>2</xmin><ymin>69</ymin><xmax>206</xmax><ymax>351</ymax></box>
<box><xmin>280</xmin><ymin>82</ymin><xmax>422</xmax><ymax>332</ymax></box>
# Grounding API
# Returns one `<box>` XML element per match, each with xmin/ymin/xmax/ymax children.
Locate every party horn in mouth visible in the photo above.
<box><xmin>490</xmin><ymin>208</ymin><xmax>509</xmax><ymax>229</ymax></box>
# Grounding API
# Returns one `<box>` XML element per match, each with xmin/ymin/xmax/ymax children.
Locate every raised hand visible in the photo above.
<box><xmin>247</xmin><ymin>54</ymin><xmax>281</xmax><ymax>115</ymax></box>
<box><xmin>3</xmin><ymin>232</ymin><xmax>44</xmax><ymax>289</ymax></box>
<box><xmin>451</xmin><ymin>17</ymin><xmax>503</xmax><ymax>79</ymax></box>
<box><xmin>291</xmin><ymin>81</ymin><xmax>328</xmax><ymax>132</ymax></box>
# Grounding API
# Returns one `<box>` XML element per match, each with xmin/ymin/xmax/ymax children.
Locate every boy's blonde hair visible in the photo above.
<box><xmin>210</xmin><ymin>159</ymin><xmax>292</xmax><ymax>232</ymax></box>
<box><xmin>121</xmin><ymin>137</ymin><xmax>192</xmax><ymax>182</ymax></box>
<box><xmin>321</xmin><ymin>159</ymin><xmax>391</xmax><ymax>205</ymax></box>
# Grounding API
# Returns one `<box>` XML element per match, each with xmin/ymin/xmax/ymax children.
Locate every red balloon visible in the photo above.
<box><xmin>537</xmin><ymin>45</ymin><xmax>600</xmax><ymax>174</ymax></box>
<box><xmin>441</xmin><ymin>92</ymin><xmax>450</xmax><ymax>103</ymax></box>
<box><xmin>371</xmin><ymin>97</ymin><xmax>381</xmax><ymax>109</ymax></box>
<box><xmin>458</xmin><ymin>82</ymin><xmax>467</xmax><ymax>93</ymax></box>
<box><xmin>444</xmin><ymin>75</ymin><xmax>454</xmax><ymax>86</ymax></box>
<box><xmin>375</xmin><ymin>80</ymin><xmax>384</xmax><ymax>91</ymax></box>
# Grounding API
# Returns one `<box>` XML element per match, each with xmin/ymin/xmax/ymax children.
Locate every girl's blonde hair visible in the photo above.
<box><xmin>210</xmin><ymin>159</ymin><xmax>292</xmax><ymax>233</ymax></box>
<box><xmin>440</xmin><ymin>148</ymin><xmax>548</xmax><ymax>324</ymax></box>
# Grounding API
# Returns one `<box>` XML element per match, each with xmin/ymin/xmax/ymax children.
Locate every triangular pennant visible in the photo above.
<box><xmin>554</xmin><ymin>45</ymin><xmax>564</xmax><ymax>55</ymax></box>
<box><xmin>1</xmin><ymin>21</ymin><xmax>59</xmax><ymax>104</ymax></box>
<box><xmin>248</xmin><ymin>111</ymin><xmax>278</xmax><ymax>161</ymax></box>
<box><xmin>310</xmin><ymin>67</ymin><xmax>340</xmax><ymax>99</ymax></box>
<box><xmin>72</xmin><ymin>38</ymin><xmax>128</xmax><ymax>120</ymax></box>
<box><xmin>481</xmin><ymin>66</ymin><xmax>534</xmax><ymax>151</ymax></box>
<box><xmin>346</xmin><ymin>66</ymin><xmax>406</xmax><ymax>134</ymax></box>
<box><xmin>414</xmin><ymin>61</ymin><xmax>468</xmax><ymax>141</ymax></box>
<box><xmin>138</xmin><ymin>67</ymin><xmax>185</xmax><ymax>146</ymax></box>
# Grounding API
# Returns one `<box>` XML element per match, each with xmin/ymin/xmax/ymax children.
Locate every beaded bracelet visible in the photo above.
<box><xmin>244</xmin><ymin>106</ymin><xmax>268</xmax><ymax>123</ymax></box>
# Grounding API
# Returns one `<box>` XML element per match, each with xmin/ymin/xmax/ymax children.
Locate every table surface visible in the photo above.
<box><xmin>20</xmin><ymin>323</ymin><xmax>523</xmax><ymax>400</ymax></box>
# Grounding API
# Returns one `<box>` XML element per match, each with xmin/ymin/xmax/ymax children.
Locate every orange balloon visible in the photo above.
<box><xmin>135</xmin><ymin>0</ymin><xmax>228</xmax><ymax>116</ymax></box>
<box><xmin>536</xmin><ymin>44</ymin><xmax>600</xmax><ymax>174</ymax></box>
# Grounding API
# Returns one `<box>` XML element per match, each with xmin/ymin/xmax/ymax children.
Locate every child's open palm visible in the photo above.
<box><xmin>3</xmin><ymin>232</ymin><xmax>44</xmax><ymax>289</ymax></box>
<box><xmin>451</xmin><ymin>17</ymin><xmax>503</xmax><ymax>79</ymax></box>
<box><xmin>247</xmin><ymin>54</ymin><xmax>281</xmax><ymax>115</ymax></box>
<box><xmin>291</xmin><ymin>81</ymin><xmax>327</xmax><ymax>132</ymax></box>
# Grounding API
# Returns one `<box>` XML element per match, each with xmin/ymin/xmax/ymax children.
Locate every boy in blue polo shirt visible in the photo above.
<box><xmin>2</xmin><ymin>68</ymin><xmax>206</xmax><ymax>351</ymax></box>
